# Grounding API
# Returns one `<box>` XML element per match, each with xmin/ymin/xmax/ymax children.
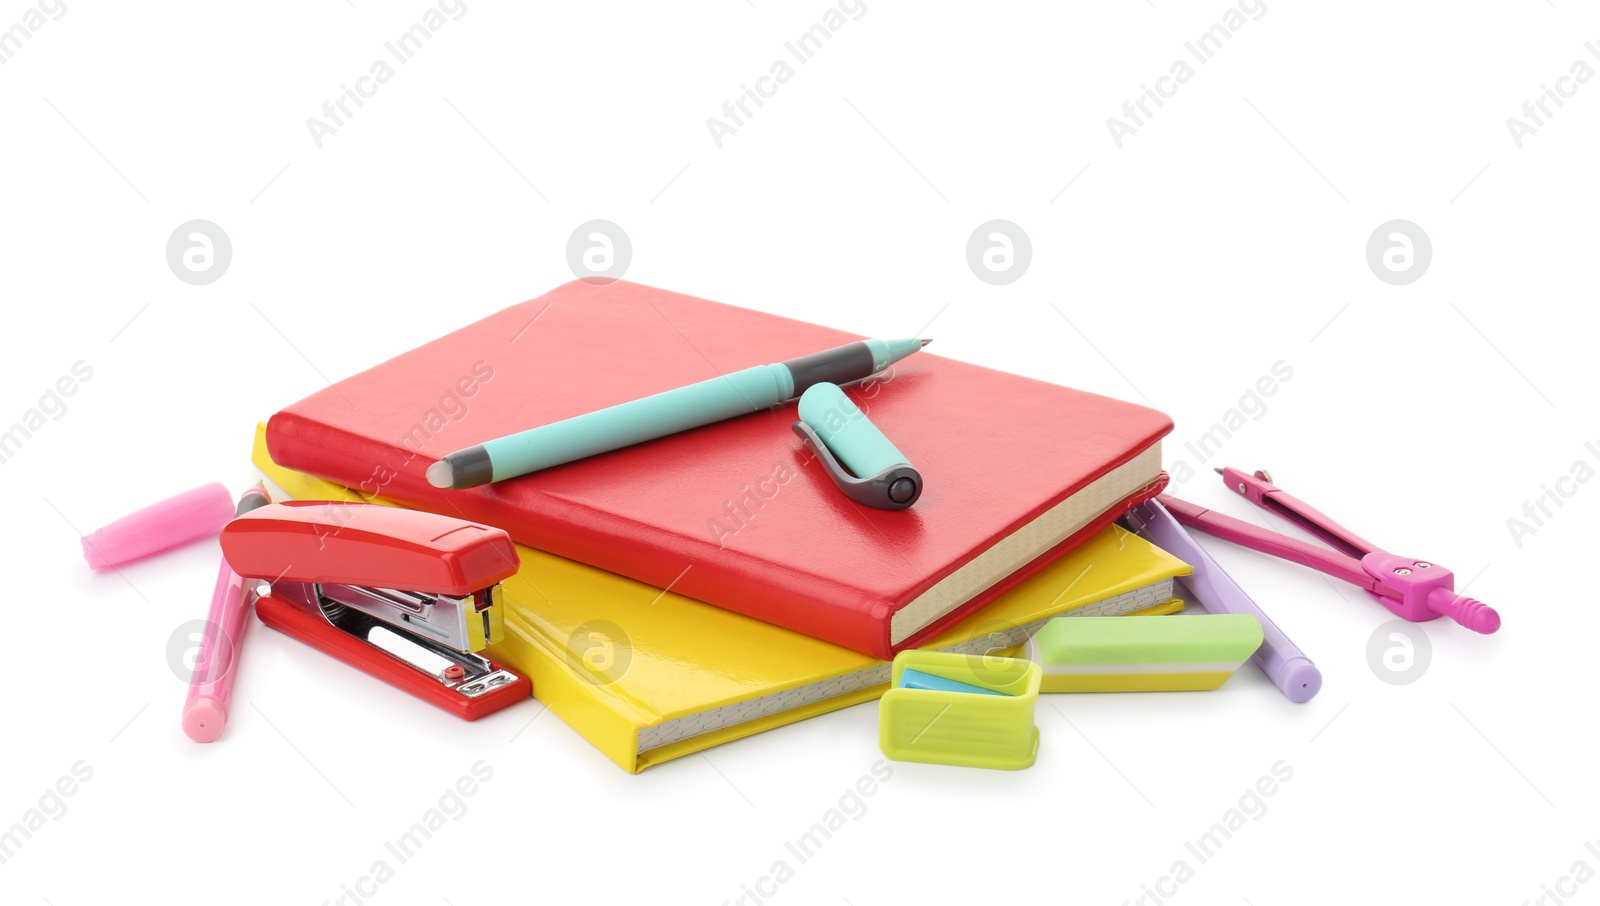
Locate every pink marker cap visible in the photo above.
<box><xmin>81</xmin><ymin>483</ymin><xmax>236</xmax><ymax>570</ymax></box>
<box><xmin>183</xmin><ymin>697</ymin><xmax>229</xmax><ymax>743</ymax></box>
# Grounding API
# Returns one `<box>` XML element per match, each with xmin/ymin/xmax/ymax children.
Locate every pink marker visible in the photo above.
<box><xmin>183</xmin><ymin>486</ymin><xmax>273</xmax><ymax>743</ymax></box>
<box><xmin>1160</xmin><ymin>468</ymin><xmax>1500</xmax><ymax>635</ymax></box>
<box><xmin>81</xmin><ymin>483</ymin><xmax>235</xmax><ymax>570</ymax></box>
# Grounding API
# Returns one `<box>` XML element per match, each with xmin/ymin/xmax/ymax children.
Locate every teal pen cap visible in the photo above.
<box><xmin>792</xmin><ymin>382</ymin><xmax>922</xmax><ymax>510</ymax></box>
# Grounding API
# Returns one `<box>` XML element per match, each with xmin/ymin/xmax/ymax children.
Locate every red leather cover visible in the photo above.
<box><xmin>266</xmin><ymin>281</ymin><xmax>1173</xmax><ymax>659</ymax></box>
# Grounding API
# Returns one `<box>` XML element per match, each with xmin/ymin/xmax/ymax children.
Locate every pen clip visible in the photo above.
<box><xmin>792</xmin><ymin>421</ymin><xmax>922</xmax><ymax>511</ymax></box>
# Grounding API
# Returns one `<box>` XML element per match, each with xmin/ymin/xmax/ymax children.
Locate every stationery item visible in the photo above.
<box><xmin>880</xmin><ymin>650</ymin><xmax>1041</xmax><ymax>770</ymax></box>
<box><xmin>219</xmin><ymin>501</ymin><xmax>531</xmax><ymax>720</ymax></box>
<box><xmin>253</xmin><ymin>425</ymin><xmax>1187</xmax><ymax>771</ymax></box>
<box><xmin>1125</xmin><ymin>498</ymin><xmax>1321</xmax><ymax>702</ymax></box>
<box><xmin>1023</xmin><ymin>614</ymin><xmax>1263</xmax><ymax>693</ymax></box>
<box><xmin>182</xmin><ymin>485</ymin><xmax>274</xmax><ymax>742</ymax></box>
<box><xmin>265</xmin><ymin>279</ymin><xmax>1173</xmax><ymax>658</ymax></box>
<box><xmin>1162</xmin><ymin>467</ymin><xmax>1501</xmax><ymax>634</ymax></box>
<box><xmin>1132</xmin><ymin>599</ymin><xmax>1185</xmax><ymax>617</ymax></box>
<box><xmin>898</xmin><ymin>668</ymin><xmax>1003</xmax><ymax>696</ymax></box>
<box><xmin>81</xmin><ymin>482</ymin><xmax>235</xmax><ymax>570</ymax></box>
<box><xmin>427</xmin><ymin>337</ymin><xmax>929</xmax><ymax>489</ymax></box>
<box><xmin>791</xmin><ymin>381</ymin><xmax>922</xmax><ymax>510</ymax></box>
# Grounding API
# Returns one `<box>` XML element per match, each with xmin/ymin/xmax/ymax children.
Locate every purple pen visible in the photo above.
<box><xmin>1125</xmin><ymin>498</ymin><xmax>1322</xmax><ymax>703</ymax></box>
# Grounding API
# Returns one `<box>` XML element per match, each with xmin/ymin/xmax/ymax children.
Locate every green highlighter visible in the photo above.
<box><xmin>1024</xmin><ymin>614</ymin><xmax>1264</xmax><ymax>693</ymax></box>
<box><xmin>791</xmin><ymin>382</ymin><xmax>922</xmax><ymax>510</ymax></box>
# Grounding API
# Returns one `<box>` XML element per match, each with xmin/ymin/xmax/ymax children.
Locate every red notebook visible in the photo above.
<box><xmin>266</xmin><ymin>281</ymin><xmax>1172</xmax><ymax>658</ymax></box>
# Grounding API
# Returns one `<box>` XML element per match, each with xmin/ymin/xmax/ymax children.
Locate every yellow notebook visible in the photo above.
<box><xmin>251</xmin><ymin>425</ymin><xmax>1189</xmax><ymax>773</ymax></box>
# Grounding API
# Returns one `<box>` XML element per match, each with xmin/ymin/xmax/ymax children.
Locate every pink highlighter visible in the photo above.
<box><xmin>81</xmin><ymin>483</ymin><xmax>235</xmax><ymax>570</ymax></box>
<box><xmin>183</xmin><ymin>486</ymin><xmax>273</xmax><ymax>743</ymax></box>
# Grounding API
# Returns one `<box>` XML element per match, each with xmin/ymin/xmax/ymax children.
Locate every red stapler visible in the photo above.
<box><xmin>220</xmin><ymin>501</ymin><xmax>531</xmax><ymax>720</ymax></box>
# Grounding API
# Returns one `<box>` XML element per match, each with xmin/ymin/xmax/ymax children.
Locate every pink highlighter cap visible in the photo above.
<box><xmin>81</xmin><ymin>483</ymin><xmax>236</xmax><ymax>570</ymax></box>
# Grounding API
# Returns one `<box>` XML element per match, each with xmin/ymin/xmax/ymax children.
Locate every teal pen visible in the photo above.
<box><xmin>427</xmin><ymin>337</ymin><xmax>930</xmax><ymax>489</ymax></box>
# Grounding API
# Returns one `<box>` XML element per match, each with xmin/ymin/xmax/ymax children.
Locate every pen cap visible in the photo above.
<box><xmin>793</xmin><ymin>382</ymin><xmax>922</xmax><ymax>510</ymax></box>
<box><xmin>81</xmin><ymin>483</ymin><xmax>235</xmax><ymax>570</ymax></box>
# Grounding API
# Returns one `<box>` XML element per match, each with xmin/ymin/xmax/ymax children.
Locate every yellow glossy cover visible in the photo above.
<box><xmin>252</xmin><ymin>425</ymin><xmax>1190</xmax><ymax>773</ymax></box>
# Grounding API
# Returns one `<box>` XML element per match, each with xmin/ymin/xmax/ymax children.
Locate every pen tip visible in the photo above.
<box><xmin>1213</xmin><ymin>467</ymin><xmax>1224</xmax><ymax>475</ymax></box>
<box><xmin>920</xmin><ymin>338</ymin><xmax>931</xmax><ymax>347</ymax></box>
<box><xmin>425</xmin><ymin>460</ymin><xmax>455</xmax><ymax>489</ymax></box>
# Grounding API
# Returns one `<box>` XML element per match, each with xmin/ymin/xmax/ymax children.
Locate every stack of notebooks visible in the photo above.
<box><xmin>255</xmin><ymin>281</ymin><xmax>1183</xmax><ymax>772</ymax></box>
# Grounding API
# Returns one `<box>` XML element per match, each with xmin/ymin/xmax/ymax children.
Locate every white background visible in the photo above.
<box><xmin>2</xmin><ymin>2</ymin><xmax>1596</xmax><ymax>904</ymax></box>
